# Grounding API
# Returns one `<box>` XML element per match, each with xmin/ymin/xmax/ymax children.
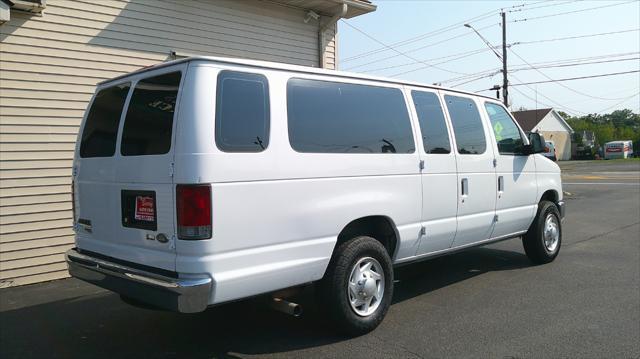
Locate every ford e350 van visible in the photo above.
<box><xmin>66</xmin><ymin>56</ymin><xmax>565</xmax><ymax>335</ymax></box>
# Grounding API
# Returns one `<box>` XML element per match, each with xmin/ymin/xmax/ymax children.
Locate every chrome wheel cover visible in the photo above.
<box><xmin>543</xmin><ymin>213</ymin><xmax>560</xmax><ymax>253</ymax></box>
<box><xmin>347</xmin><ymin>257</ymin><xmax>385</xmax><ymax>317</ymax></box>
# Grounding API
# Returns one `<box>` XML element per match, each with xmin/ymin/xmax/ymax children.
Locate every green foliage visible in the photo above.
<box><xmin>562</xmin><ymin>109</ymin><xmax>640</xmax><ymax>147</ymax></box>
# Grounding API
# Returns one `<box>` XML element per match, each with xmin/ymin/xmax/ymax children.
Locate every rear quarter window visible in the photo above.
<box><xmin>121</xmin><ymin>72</ymin><xmax>182</xmax><ymax>156</ymax></box>
<box><xmin>79</xmin><ymin>83</ymin><xmax>130</xmax><ymax>158</ymax></box>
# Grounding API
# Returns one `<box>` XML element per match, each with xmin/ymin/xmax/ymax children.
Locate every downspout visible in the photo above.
<box><xmin>318</xmin><ymin>3</ymin><xmax>347</xmax><ymax>69</ymax></box>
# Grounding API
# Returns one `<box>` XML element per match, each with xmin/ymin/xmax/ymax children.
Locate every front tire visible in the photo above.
<box><xmin>522</xmin><ymin>200</ymin><xmax>562</xmax><ymax>264</ymax></box>
<box><xmin>317</xmin><ymin>236</ymin><xmax>393</xmax><ymax>336</ymax></box>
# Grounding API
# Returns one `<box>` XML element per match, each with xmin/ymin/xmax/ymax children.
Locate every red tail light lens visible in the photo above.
<box><xmin>176</xmin><ymin>184</ymin><xmax>212</xmax><ymax>240</ymax></box>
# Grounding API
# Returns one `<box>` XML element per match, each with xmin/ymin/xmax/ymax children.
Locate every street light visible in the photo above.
<box><xmin>463</xmin><ymin>23</ymin><xmax>502</xmax><ymax>61</ymax></box>
<box><xmin>464</xmin><ymin>20</ymin><xmax>509</xmax><ymax>107</ymax></box>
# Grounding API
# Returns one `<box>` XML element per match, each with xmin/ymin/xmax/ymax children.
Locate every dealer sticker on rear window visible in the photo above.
<box><xmin>135</xmin><ymin>196</ymin><xmax>155</xmax><ymax>222</ymax></box>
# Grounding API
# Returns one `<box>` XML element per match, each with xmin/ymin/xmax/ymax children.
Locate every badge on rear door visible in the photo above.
<box><xmin>135</xmin><ymin>196</ymin><xmax>155</xmax><ymax>222</ymax></box>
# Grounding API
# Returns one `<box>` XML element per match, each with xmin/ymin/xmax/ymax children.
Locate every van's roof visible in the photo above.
<box><xmin>99</xmin><ymin>56</ymin><xmax>494</xmax><ymax>100</ymax></box>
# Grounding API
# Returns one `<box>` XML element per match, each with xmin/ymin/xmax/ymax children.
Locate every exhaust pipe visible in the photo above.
<box><xmin>271</xmin><ymin>297</ymin><xmax>302</xmax><ymax>317</ymax></box>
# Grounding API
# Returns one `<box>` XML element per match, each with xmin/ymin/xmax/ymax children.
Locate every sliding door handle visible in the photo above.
<box><xmin>498</xmin><ymin>176</ymin><xmax>504</xmax><ymax>192</ymax></box>
<box><xmin>461</xmin><ymin>178</ymin><xmax>469</xmax><ymax>196</ymax></box>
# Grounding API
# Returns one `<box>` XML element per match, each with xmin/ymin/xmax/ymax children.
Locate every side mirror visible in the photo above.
<box><xmin>523</xmin><ymin>132</ymin><xmax>546</xmax><ymax>155</ymax></box>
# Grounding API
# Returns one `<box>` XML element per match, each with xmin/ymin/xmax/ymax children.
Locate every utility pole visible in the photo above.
<box><xmin>501</xmin><ymin>11</ymin><xmax>508</xmax><ymax>107</ymax></box>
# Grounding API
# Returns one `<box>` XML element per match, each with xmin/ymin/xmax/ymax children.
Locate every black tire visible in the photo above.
<box><xmin>317</xmin><ymin>236</ymin><xmax>393</xmax><ymax>336</ymax></box>
<box><xmin>522</xmin><ymin>200</ymin><xmax>562</xmax><ymax>264</ymax></box>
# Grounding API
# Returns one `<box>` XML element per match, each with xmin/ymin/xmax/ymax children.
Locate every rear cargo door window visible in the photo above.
<box><xmin>80</xmin><ymin>83</ymin><xmax>130</xmax><ymax>158</ymax></box>
<box><xmin>215</xmin><ymin>71</ymin><xmax>270</xmax><ymax>152</ymax></box>
<box><xmin>121</xmin><ymin>72</ymin><xmax>182</xmax><ymax>156</ymax></box>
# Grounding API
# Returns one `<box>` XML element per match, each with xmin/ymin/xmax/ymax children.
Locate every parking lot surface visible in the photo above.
<box><xmin>1</xmin><ymin>160</ymin><xmax>639</xmax><ymax>359</ymax></box>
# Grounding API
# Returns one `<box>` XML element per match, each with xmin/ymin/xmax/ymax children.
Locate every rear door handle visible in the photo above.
<box><xmin>498</xmin><ymin>176</ymin><xmax>504</xmax><ymax>192</ymax></box>
<box><xmin>461</xmin><ymin>178</ymin><xmax>469</xmax><ymax>196</ymax></box>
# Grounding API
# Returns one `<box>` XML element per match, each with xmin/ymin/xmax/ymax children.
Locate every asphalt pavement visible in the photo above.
<box><xmin>1</xmin><ymin>159</ymin><xmax>639</xmax><ymax>359</ymax></box>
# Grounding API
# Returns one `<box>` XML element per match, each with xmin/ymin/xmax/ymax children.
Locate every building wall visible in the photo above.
<box><xmin>534</xmin><ymin>112</ymin><xmax>573</xmax><ymax>161</ymax></box>
<box><xmin>0</xmin><ymin>0</ymin><xmax>336</xmax><ymax>287</ymax></box>
<box><xmin>541</xmin><ymin>131</ymin><xmax>571</xmax><ymax>161</ymax></box>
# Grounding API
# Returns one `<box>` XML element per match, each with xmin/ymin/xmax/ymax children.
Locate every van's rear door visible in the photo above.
<box><xmin>74</xmin><ymin>67</ymin><xmax>185</xmax><ymax>271</ymax></box>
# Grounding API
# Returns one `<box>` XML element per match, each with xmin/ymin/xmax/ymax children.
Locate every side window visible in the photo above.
<box><xmin>79</xmin><ymin>83</ymin><xmax>130</xmax><ymax>158</ymax></box>
<box><xmin>121</xmin><ymin>72</ymin><xmax>182</xmax><ymax>156</ymax></box>
<box><xmin>444</xmin><ymin>95</ymin><xmax>486</xmax><ymax>155</ymax></box>
<box><xmin>484</xmin><ymin>102</ymin><xmax>525</xmax><ymax>155</ymax></box>
<box><xmin>411</xmin><ymin>91</ymin><xmax>451</xmax><ymax>154</ymax></box>
<box><xmin>287</xmin><ymin>78</ymin><xmax>415</xmax><ymax>154</ymax></box>
<box><xmin>215</xmin><ymin>71</ymin><xmax>270</xmax><ymax>152</ymax></box>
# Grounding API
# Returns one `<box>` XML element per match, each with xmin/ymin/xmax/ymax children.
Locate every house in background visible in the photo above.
<box><xmin>0</xmin><ymin>0</ymin><xmax>376</xmax><ymax>287</ymax></box>
<box><xmin>572</xmin><ymin>130</ymin><xmax>597</xmax><ymax>159</ymax></box>
<box><xmin>511</xmin><ymin>108</ymin><xmax>575</xmax><ymax>161</ymax></box>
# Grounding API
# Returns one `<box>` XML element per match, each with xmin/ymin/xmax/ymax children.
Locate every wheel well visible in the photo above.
<box><xmin>540</xmin><ymin>190</ymin><xmax>559</xmax><ymax>204</ymax></box>
<box><xmin>336</xmin><ymin>216</ymin><xmax>398</xmax><ymax>258</ymax></box>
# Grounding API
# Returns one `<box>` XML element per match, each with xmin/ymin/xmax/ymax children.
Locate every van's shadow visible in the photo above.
<box><xmin>0</xmin><ymin>247</ymin><xmax>531</xmax><ymax>359</ymax></box>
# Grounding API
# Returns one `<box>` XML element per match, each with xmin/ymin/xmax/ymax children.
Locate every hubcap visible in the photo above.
<box><xmin>347</xmin><ymin>257</ymin><xmax>385</xmax><ymax>317</ymax></box>
<box><xmin>543</xmin><ymin>213</ymin><xmax>560</xmax><ymax>253</ymax></box>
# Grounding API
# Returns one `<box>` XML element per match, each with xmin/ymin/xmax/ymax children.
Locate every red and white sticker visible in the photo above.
<box><xmin>135</xmin><ymin>196</ymin><xmax>155</xmax><ymax>222</ymax></box>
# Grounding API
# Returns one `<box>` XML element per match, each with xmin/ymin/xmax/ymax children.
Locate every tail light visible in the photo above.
<box><xmin>176</xmin><ymin>184</ymin><xmax>212</xmax><ymax>240</ymax></box>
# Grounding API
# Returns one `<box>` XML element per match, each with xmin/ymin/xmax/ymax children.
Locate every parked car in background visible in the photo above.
<box><xmin>543</xmin><ymin>140</ymin><xmax>557</xmax><ymax>161</ymax></box>
<box><xmin>66</xmin><ymin>56</ymin><xmax>565</xmax><ymax>336</ymax></box>
<box><xmin>604</xmin><ymin>140</ymin><xmax>634</xmax><ymax>159</ymax></box>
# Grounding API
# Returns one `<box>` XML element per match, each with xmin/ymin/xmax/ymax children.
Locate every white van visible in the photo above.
<box><xmin>66</xmin><ymin>57</ymin><xmax>565</xmax><ymax>335</ymax></box>
<box><xmin>604</xmin><ymin>140</ymin><xmax>633</xmax><ymax>159</ymax></box>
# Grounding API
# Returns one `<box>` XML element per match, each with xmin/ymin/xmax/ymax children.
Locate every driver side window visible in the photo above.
<box><xmin>484</xmin><ymin>102</ymin><xmax>525</xmax><ymax>155</ymax></box>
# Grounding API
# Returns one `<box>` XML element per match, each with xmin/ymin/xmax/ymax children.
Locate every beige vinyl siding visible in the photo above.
<box><xmin>0</xmin><ymin>0</ymin><xmax>336</xmax><ymax>287</ymax></box>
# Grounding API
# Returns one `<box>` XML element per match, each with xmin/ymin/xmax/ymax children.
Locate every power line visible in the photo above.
<box><xmin>510</xmin><ymin>70</ymin><xmax>640</xmax><ymax>86</ymax></box>
<box><xmin>507</xmin><ymin>0</ymin><xmax>580</xmax><ymax>13</ymax></box>
<box><xmin>359</xmin><ymin>47</ymin><xmax>492</xmax><ymax>74</ymax></box>
<box><xmin>438</xmin><ymin>51</ymin><xmax>640</xmax><ymax>85</ymax></box>
<box><xmin>342</xmin><ymin>23</ymin><xmax>499</xmax><ymax>71</ymax></box>
<box><xmin>510</xmin><ymin>0</ymin><xmax>639</xmax><ymax>23</ymax></box>
<box><xmin>340</xmin><ymin>11</ymin><xmax>497</xmax><ymax>63</ymax></box>
<box><xmin>509</xmin><ymin>81</ymin><xmax>586</xmax><ymax>116</ymax></box>
<box><xmin>509</xmin><ymin>48</ymin><xmax>637</xmax><ymax>100</ymax></box>
<box><xmin>510</xmin><ymin>57</ymin><xmax>640</xmax><ymax>72</ymax></box>
<box><xmin>339</xmin><ymin>20</ymin><xmax>469</xmax><ymax>75</ymax></box>
<box><xmin>515</xmin><ymin>28</ymin><xmax>640</xmax><ymax>46</ymax></box>
<box><xmin>595</xmin><ymin>93</ymin><xmax>640</xmax><ymax>114</ymax></box>
<box><xmin>340</xmin><ymin>0</ymin><xmax>567</xmax><ymax>64</ymax></box>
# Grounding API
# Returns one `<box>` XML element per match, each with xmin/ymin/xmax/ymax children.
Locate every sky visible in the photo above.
<box><xmin>337</xmin><ymin>0</ymin><xmax>640</xmax><ymax>116</ymax></box>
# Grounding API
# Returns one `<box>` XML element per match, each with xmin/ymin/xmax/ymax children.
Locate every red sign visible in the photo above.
<box><xmin>135</xmin><ymin>196</ymin><xmax>155</xmax><ymax>221</ymax></box>
<box><xmin>606</xmin><ymin>147</ymin><xmax>622</xmax><ymax>152</ymax></box>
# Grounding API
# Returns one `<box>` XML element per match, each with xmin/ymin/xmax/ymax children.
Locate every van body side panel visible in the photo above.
<box><xmin>173</xmin><ymin>65</ymin><xmax>421</xmax><ymax>304</ymax></box>
<box><xmin>481</xmin><ymin>100</ymin><xmax>538</xmax><ymax>239</ymax></box>
<box><xmin>444</xmin><ymin>93</ymin><xmax>498</xmax><ymax>248</ymax></box>
<box><xmin>404</xmin><ymin>87</ymin><xmax>459</xmax><ymax>256</ymax></box>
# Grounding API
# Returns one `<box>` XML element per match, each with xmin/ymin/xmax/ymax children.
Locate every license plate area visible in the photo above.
<box><xmin>121</xmin><ymin>190</ymin><xmax>157</xmax><ymax>231</ymax></box>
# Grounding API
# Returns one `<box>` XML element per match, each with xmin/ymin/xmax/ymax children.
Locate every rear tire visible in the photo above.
<box><xmin>317</xmin><ymin>236</ymin><xmax>393</xmax><ymax>336</ymax></box>
<box><xmin>522</xmin><ymin>200</ymin><xmax>562</xmax><ymax>264</ymax></box>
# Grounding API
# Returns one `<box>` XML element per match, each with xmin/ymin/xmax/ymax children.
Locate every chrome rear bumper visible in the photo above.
<box><xmin>66</xmin><ymin>248</ymin><xmax>211</xmax><ymax>313</ymax></box>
